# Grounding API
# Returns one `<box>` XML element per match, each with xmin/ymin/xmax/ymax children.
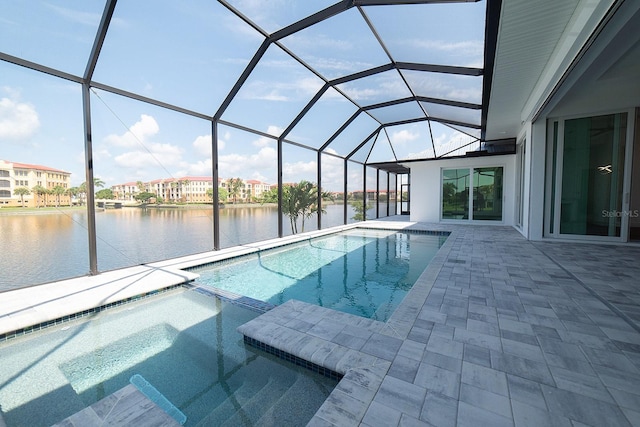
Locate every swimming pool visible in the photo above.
<box><xmin>192</xmin><ymin>228</ymin><xmax>447</xmax><ymax>321</ymax></box>
<box><xmin>0</xmin><ymin>289</ymin><xmax>337</xmax><ymax>426</ymax></box>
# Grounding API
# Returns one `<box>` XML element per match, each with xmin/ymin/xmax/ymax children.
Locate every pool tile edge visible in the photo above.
<box><xmin>0</xmin><ymin>265</ymin><xmax>198</xmax><ymax>341</ymax></box>
<box><xmin>237</xmin><ymin>300</ymin><xmax>393</xmax><ymax>426</ymax></box>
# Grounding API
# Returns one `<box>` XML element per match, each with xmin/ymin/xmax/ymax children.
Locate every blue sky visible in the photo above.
<box><xmin>0</xmin><ymin>0</ymin><xmax>485</xmax><ymax>192</ymax></box>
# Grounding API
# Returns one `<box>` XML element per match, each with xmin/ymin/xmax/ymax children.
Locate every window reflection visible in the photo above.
<box><xmin>442</xmin><ymin>167</ymin><xmax>503</xmax><ymax>221</ymax></box>
<box><xmin>473</xmin><ymin>167</ymin><xmax>503</xmax><ymax>221</ymax></box>
<box><xmin>442</xmin><ymin>168</ymin><xmax>469</xmax><ymax>219</ymax></box>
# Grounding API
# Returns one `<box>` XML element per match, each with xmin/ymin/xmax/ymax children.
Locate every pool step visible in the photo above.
<box><xmin>253</xmin><ymin>374</ymin><xmax>333</xmax><ymax>426</ymax></box>
<box><xmin>194</xmin><ymin>379</ymin><xmax>281</xmax><ymax>426</ymax></box>
<box><xmin>195</xmin><ymin>363</ymin><xmax>297</xmax><ymax>426</ymax></box>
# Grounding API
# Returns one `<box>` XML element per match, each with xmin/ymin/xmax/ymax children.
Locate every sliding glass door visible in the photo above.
<box><xmin>442</xmin><ymin>166</ymin><xmax>503</xmax><ymax>221</ymax></box>
<box><xmin>442</xmin><ymin>169</ymin><xmax>469</xmax><ymax>219</ymax></box>
<box><xmin>546</xmin><ymin>111</ymin><xmax>633</xmax><ymax>240</ymax></box>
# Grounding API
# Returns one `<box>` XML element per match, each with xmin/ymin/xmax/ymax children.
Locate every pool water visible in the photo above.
<box><xmin>0</xmin><ymin>290</ymin><xmax>337</xmax><ymax>426</ymax></box>
<box><xmin>194</xmin><ymin>228</ymin><xmax>447</xmax><ymax>321</ymax></box>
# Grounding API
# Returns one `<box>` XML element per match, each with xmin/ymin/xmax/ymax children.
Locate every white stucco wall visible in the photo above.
<box><xmin>526</xmin><ymin>120</ymin><xmax>547</xmax><ymax>241</ymax></box>
<box><xmin>408</xmin><ymin>154</ymin><xmax>516</xmax><ymax>225</ymax></box>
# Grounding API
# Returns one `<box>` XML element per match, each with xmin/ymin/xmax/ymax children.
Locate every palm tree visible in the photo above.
<box><xmin>31</xmin><ymin>185</ymin><xmax>46</xmax><ymax>208</ymax></box>
<box><xmin>77</xmin><ymin>178</ymin><xmax>105</xmax><ymax>205</ymax></box>
<box><xmin>66</xmin><ymin>187</ymin><xmax>79</xmax><ymax>206</ymax></box>
<box><xmin>179</xmin><ymin>179</ymin><xmax>190</xmax><ymax>203</ymax></box>
<box><xmin>282</xmin><ymin>180</ymin><xmax>328</xmax><ymax>234</ymax></box>
<box><xmin>227</xmin><ymin>178</ymin><xmax>244</xmax><ymax>204</ymax></box>
<box><xmin>93</xmin><ymin>177</ymin><xmax>105</xmax><ymax>189</ymax></box>
<box><xmin>77</xmin><ymin>182</ymin><xmax>87</xmax><ymax>205</ymax></box>
<box><xmin>14</xmin><ymin>187</ymin><xmax>30</xmax><ymax>208</ymax></box>
<box><xmin>42</xmin><ymin>188</ymin><xmax>51</xmax><ymax>207</ymax></box>
<box><xmin>51</xmin><ymin>185</ymin><xmax>66</xmax><ymax>207</ymax></box>
<box><xmin>170</xmin><ymin>181</ymin><xmax>178</xmax><ymax>202</ymax></box>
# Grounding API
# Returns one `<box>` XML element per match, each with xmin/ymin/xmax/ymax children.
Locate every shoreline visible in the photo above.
<box><xmin>0</xmin><ymin>202</ymin><xmax>346</xmax><ymax>216</ymax></box>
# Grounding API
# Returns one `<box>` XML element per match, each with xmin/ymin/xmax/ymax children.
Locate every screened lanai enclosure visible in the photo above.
<box><xmin>0</xmin><ymin>0</ymin><xmax>503</xmax><ymax>289</ymax></box>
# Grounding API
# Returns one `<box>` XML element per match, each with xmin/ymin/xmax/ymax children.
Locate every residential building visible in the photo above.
<box><xmin>110</xmin><ymin>177</ymin><xmax>271</xmax><ymax>204</ymax></box>
<box><xmin>0</xmin><ymin>160</ymin><xmax>71</xmax><ymax>207</ymax></box>
<box><xmin>244</xmin><ymin>179</ymin><xmax>271</xmax><ymax>201</ymax></box>
<box><xmin>111</xmin><ymin>182</ymin><xmax>140</xmax><ymax>201</ymax></box>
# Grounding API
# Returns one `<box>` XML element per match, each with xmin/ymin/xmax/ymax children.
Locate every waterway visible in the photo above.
<box><xmin>0</xmin><ymin>204</ymin><xmax>391</xmax><ymax>291</ymax></box>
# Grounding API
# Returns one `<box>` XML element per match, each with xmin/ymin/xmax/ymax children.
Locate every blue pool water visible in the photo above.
<box><xmin>0</xmin><ymin>290</ymin><xmax>336</xmax><ymax>426</ymax></box>
<box><xmin>193</xmin><ymin>228</ymin><xmax>447</xmax><ymax>321</ymax></box>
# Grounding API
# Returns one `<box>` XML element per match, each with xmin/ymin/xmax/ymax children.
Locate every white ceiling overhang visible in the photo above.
<box><xmin>485</xmin><ymin>0</ymin><xmax>618</xmax><ymax>140</ymax></box>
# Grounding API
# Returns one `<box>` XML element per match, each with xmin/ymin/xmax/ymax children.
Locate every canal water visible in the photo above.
<box><xmin>0</xmin><ymin>204</ymin><xmax>391</xmax><ymax>291</ymax></box>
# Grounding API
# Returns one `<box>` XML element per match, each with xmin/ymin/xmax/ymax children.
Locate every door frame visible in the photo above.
<box><xmin>544</xmin><ymin>108</ymin><xmax>635</xmax><ymax>242</ymax></box>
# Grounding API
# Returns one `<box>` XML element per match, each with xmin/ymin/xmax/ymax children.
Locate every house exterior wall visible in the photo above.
<box><xmin>523</xmin><ymin>2</ymin><xmax>640</xmax><ymax>241</ymax></box>
<box><xmin>408</xmin><ymin>154</ymin><xmax>516</xmax><ymax>226</ymax></box>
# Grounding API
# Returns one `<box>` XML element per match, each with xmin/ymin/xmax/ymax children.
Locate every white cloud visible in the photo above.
<box><xmin>114</xmin><ymin>142</ymin><xmax>183</xmax><ymax>169</ymax></box>
<box><xmin>186</xmin><ymin>158</ymin><xmax>213</xmax><ymax>176</ymax></box>
<box><xmin>307</xmin><ymin>57</ymin><xmax>372</xmax><ymax>76</ymax></box>
<box><xmin>240</xmin><ymin>76</ymin><xmax>323</xmax><ymax>101</ymax></box>
<box><xmin>390</xmin><ymin>129</ymin><xmax>420</xmax><ymax>145</ymax></box>
<box><xmin>266</xmin><ymin>125</ymin><xmax>283</xmax><ymax>137</ymax></box>
<box><xmin>347</xmin><ymin>170</ymin><xmax>364</xmax><ymax>192</ymax></box>
<box><xmin>342</xmin><ymin>71</ymin><xmax>411</xmax><ymax>101</ymax></box>
<box><xmin>216</xmin><ymin>131</ymin><xmax>232</xmax><ymax>151</ymax></box>
<box><xmin>319</xmin><ymin>154</ymin><xmax>345</xmax><ymax>191</ymax></box>
<box><xmin>219</xmin><ymin>146</ymin><xmax>278</xmax><ymax>181</ymax></box>
<box><xmin>193</xmin><ymin>135</ymin><xmax>213</xmax><ymax>156</ymax></box>
<box><xmin>105</xmin><ymin>114</ymin><xmax>159</xmax><ymax>148</ymax></box>
<box><xmin>225</xmin><ymin>0</ymin><xmax>288</xmax><ymax>33</ymax></box>
<box><xmin>248</xmin><ymin>126</ymin><xmax>280</xmax><ymax>148</ymax></box>
<box><xmin>409</xmin><ymin>39</ymin><xmax>484</xmax><ymax>68</ymax></box>
<box><xmin>98</xmin><ymin>114</ymin><xmax>199</xmax><ymax>182</ymax></box>
<box><xmin>256</xmin><ymin>90</ymin><xmax>288</xmax><ymax>102</ymax></box>
<box><xmin>286</xmin><ymin>33</ymin><xmax>353</xmax><ymax>52</ymax></box>
<box><xmin>92</xmin><ymin>146</ymin><xmax>112</xmax><ymax>163</ymax></box>
<box><xmin>250</xmin><ymin>170</ymin><xmax>270</xmax><ymax>182</ymax></box>
<box><xmin>339</xmin><ymin>86</ymin><xmax>379</xmax><ymax>101</ymax></box>
<box><xmin>407</xmin><ymin>75</ymin><xmax>481</xmax><ymax>104</ymax></box>
<box><xmin>0</xmin><ymin>95</ymin><xmax>40</xmax><ymax>140</ymax></box>
<box><xmin>406</xmin><ymin>130</ymin><xmax>476</xmax><ymax>158</ymax></box>
<box><xmin>44</xmin><ymin>4</ymin><xmax>101</xmax><ymax>26</ymax></box>
<box><xmin>283</xmin><ymin>160</ymin><xmax>317</xmax><ymax>183</ymax></box>
<box><xmin>412</xmin><ymin>39</ymin><xmax>483</xmax><ymax>54</ymax></box>
<box><xmin>297</xmin><ymin>77</ymin><xmax>324</xmax><ymax>96</ymax></box>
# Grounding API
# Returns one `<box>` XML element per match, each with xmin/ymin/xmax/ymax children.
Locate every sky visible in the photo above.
<box><xmin>0</xmin><ymin>0</ymin><xmax>486</xmax><ymax>192</ymax></box>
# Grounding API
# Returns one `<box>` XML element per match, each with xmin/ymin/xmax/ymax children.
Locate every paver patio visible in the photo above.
<box><xmin>240</xmin><ymin>222</ymin><xmax>640</xmax><ymax>426</ymax></box>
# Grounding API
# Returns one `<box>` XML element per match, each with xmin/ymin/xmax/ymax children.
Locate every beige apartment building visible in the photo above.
<box><xmin>112</xmin><ymin>177</ymin><xmax>272</xmax><ymax>204</ymax></box>
<box><xmin>0</xmin><ymin>160</ymin><xmax>72</xmax><ymax>208</ymax></box>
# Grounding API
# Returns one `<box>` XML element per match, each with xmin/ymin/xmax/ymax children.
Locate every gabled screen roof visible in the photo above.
<box><xmin>0</xmin><ymin>0</ymin><xmax>498</xmax><ymax>172</ymax></box>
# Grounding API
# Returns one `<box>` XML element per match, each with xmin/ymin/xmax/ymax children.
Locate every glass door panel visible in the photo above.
<box><xmin>560</xmin><ymin>113</ymin><xmax>627</xmax><ymax>236</ymax></box>
<box><xmin>397</xmin><ymin>173</ymin><xmax>410</xmax><ymax>215</ymax></box>
<box><xmin>472</xmin><ymin>167</ymin><xmax>503</xmax><ymax>221</ymax></box>
<box><xmin>630</xmin><ymin>109</ymin><xmax>640</xmax><ymax>241</ymax></box>
<box><xmin>515</xmin><ymin>141</ymin><xmax>526</xmax><ymax>228</ymax></box>
<box><xmin>442</xmin><ymin>168</ymin><xmax>469</xmax><ymax>219</ymax></box>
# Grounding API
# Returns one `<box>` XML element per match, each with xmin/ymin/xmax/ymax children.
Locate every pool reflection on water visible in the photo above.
<box><xmin>193</xmin><ymin>228</ymin><xmax>448</xmax><ymax>321</ymax></box>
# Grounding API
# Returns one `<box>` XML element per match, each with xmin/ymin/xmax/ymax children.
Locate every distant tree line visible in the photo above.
<box><xmin>12</xmin><ymin>177</ymin><xmax>105</xmax><ymax>208</ymax></box>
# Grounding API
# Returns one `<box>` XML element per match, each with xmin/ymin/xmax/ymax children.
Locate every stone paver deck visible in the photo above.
<box><xmin>0</xmin><ymin>265</ymin><xmax>198</xmax><ymax>338</ymax></box>
<box><xmin>238</xmin><ymin>222</ymin><xmax>640</xmax><ymax>426</ymax></box>
<box><xmin>51</xmin><ymin>384</ymin><xmax>182</xmax><ymax>427</ymax></box>
<box><xmin>2</xmin><ymin>220</ymin><xmax>640</xmax><ymax>426</ymax></box>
